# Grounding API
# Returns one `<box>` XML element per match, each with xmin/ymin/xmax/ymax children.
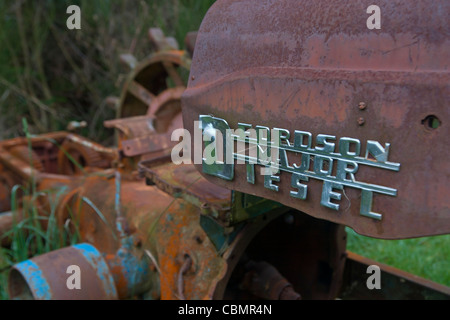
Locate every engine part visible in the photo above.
<box><xmin>241</xmin><ymin>260</ymin><xmax>302</xmax><ymax>300</ymax></box>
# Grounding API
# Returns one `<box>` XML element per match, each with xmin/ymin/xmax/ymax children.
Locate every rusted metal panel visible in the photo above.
<box><xmin>104</xmin><ymin>115</ymin><xmax>155</xmax><ymax>137</ymax></box>
<box><xmin>182</xmin><ymin>0</ymin><xmax>450</xmax><ymax>239</ymax></box>
<box><xmin>139</xmin><ymin>159</ymin><xmax>232</xmax><ymax>219</ymax></box>
<box><xmin>121</xmin><ymin>134</ymin><xmax>174</xmax><ymax>157</ymax></box>
<box><xmin>340</xmin><ymin>251</ymin><xmax>450</xmax><ymax>300</ymax></box>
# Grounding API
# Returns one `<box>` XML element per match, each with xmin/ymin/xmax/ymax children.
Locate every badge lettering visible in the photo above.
<box><xmin>198</xmin><ymin>115</ymin><xmax>401</xmax><ymax>220</ymax></box>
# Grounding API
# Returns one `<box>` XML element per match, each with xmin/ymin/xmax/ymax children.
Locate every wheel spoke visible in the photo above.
<box><xmin>127</xmin><ymin>80</ymin><xmax>155</xmax><ymax>106</ymax></box>
<box><xmin>162</xmin><ymin>61</ymin><xmax>185</xmax><ymax>87</ymax></box>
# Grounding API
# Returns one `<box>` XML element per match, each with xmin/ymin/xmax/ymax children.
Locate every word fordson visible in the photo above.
<box><xmin>179</xmin><ymin>115</ymin><xmax>401</xmax><ymax>221</ymax></box>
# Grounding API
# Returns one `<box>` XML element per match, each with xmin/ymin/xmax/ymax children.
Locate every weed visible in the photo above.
<box><xmin>346</xmin><ymin>227</ymin><xmax>450</xmax><ymax>286</ymax></box>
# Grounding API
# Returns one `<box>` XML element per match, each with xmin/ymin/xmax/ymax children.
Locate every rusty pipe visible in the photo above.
<box><xmin>9</xmin><ymin>243</ymin><xmax>118</xmax><ymax>300</ymax></box>
<box><xmin>9</xmin><ymin>240</ymin><xmax>154</xmax><ymax>300</ymax></box>
<box><xmin>242</xmin><ymin>260</ymin><xmax>301</xmax><ymax>300</ymax></box>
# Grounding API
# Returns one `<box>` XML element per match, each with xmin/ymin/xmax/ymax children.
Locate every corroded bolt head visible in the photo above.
<box><xmin>134</xmin><ymin>237</ymin><xmax>142</xmax><ymax>248</ymax></box>
<box><xmin>358</xmin><ymin>102</ymin><xmax>367</xmax><ymax>110</ymax></box>
<box><xmin>357</xmin><ymin>117</ymin><xmax>365</xmax><ymax>126</ymax></box>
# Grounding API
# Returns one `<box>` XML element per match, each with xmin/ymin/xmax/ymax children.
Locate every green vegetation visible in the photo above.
<box><xmin>0</xmin><ymin>119</ymin><xmax>81</xmax><ymax>299</ymax></box>
<box><xmin>346</xmin><ymin>227</ymin><xmax>450</xmax><ymax>286</ymax></box>
<box><xmin>0</xmin><ymin>0</ymin><xmax>216</xmax><ymax>301</ymax></box>
<box><xmin>0</xmin><ymin>0</ymin><xmax>215</xmax><ymax>143</ymax></box>
<box><xmin>0</xmin><ymin>186</ymin><xmax>81</xmax><ymax>300</ymax></box>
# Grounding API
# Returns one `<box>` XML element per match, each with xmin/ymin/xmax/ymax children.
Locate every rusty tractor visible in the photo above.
<box><xmin>1</xmin><ymin>0</ymin><xmax>449</xmax><ymax>300</ymax></box>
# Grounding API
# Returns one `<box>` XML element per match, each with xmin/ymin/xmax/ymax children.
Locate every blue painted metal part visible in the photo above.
<box><xmin>10</xmin><ymin>243</ymin><xmax>119</xmax><ymax>300</ymax></box>
<box><xmin>13</xmin><ymin>260</ymin><xmax>52</xmax><ymax>300</ymax></box>
<box><xmin>115</xmin><ymin>171</ymin><xmax>127</xmax><ymax>238</ymax></box>
<box><xmin>106</xmin><ymin>237</ymin><xmax>152</xmax><ymax>298</ymax></box>
<box><xmin>9</xmin><ymin>241</ymin><xmax>153</xmax><ymax>299</ymax></box>
<box><xmin>72</xmin><ymin>243</ymin><xmax>118</xmax><ymax>299</ymax></box>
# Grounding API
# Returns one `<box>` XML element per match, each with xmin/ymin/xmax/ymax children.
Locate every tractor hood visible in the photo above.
<box><xmin>181</xmin><ymin>0</ymin><xmax>450</xmax><ymax>239</ymax></box>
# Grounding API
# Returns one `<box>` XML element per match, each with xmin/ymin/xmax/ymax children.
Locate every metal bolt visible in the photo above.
<box><xmin>357</xmin><ymin>117</ymin><xmax>365</xmax><ymax>126</ymax></box>
<box><xmin>134</xmin><ymin>237</ymin><xmax>142</xmax><ymax>248</ymax></box>
<box><xmin>358</xmin><ymin>102</ymin><xmax>367</xmax><ymax>110</ymax></box>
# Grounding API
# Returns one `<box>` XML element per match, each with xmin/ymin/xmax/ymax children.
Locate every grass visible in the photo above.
<box><xmin>0</xmin><ymin>1</ymin><xmax>217</xmax><ymax>299</ymax></box>
<box><xmin>0</xmin><ymin>180</ymin><xmax>81</xmax><ymax>300</ymax></box>
<box><xmin>0</xmin><ymin>119</ymin><xmax>81</xmax><ymax>300</ymax></box>
<box><xmin>0</xmin><ymin>0</ymin><xmax>215</xmax><ymax>143</ymax></box>
<box><xmin>346</xmin><ymin>227</ymin><xmax>450</xmax><ymax>287</ymax></box>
